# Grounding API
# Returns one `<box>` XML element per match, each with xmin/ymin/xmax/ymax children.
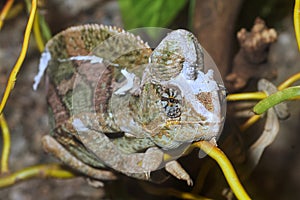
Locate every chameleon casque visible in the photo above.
<box><xmin>33</xmin><ymin>24</ymin><xmax>225</xmax><ymax>185</ymax></box>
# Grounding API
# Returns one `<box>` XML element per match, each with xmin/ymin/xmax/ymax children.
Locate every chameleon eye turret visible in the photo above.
<box><xmin>35</xmin><ymin>25</ymin><xmax>226</xmax><ymax>185</ymax></box>
<box><xmin>141</xmin><ymin>29</ymin><xmax>226</xmax><ymax>149</ymax></box>
<box><xmin>160</xmin><ymin>87</ymin><xmax>182</xmax><ymax>118</ymax></box>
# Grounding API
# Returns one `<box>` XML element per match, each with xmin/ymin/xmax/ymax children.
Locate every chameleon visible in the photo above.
<box><xmin>33</xmin><ymin>24</ymin><xmax>225</xmax><ymax>185</ymax></box>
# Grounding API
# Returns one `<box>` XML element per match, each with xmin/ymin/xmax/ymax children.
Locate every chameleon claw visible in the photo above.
<box><xmin>165</xmin><ymin>160</ymin><xmax>193</xmax><ymax>186</ymax></box>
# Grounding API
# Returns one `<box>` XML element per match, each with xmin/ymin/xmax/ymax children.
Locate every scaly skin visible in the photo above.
<box><xmin>37</xmin><ymin>24</ymin><xmax>224</xmax><ymax>185</ymax></box>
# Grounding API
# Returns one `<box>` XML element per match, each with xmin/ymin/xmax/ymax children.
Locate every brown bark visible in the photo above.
<box><xmin>193</xmin><ymin>0</ymin><xmax>244</xmax><ymax>77</ymax></box>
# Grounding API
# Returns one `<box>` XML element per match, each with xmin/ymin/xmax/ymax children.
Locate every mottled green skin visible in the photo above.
<box><xmin>45</xmin><ymin>25</ymin><xmax>157</xmax><ymax>178</ymax></box>
<box><xmin>41</xmin><ymin>25</ymin><xmax>223</xmax><ymax>184</ymax></box>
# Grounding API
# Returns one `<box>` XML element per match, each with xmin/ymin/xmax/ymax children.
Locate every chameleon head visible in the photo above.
<box><xmin>140</xmin><ymin>29</ymin><xmax>226</xmax><ymax>149</ymax></box>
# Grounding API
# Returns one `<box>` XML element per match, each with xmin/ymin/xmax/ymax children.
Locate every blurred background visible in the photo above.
<box><xmin>0</xmin><ymin>0</ymin><xmax>299</xmax><ymax>199</ymax></box>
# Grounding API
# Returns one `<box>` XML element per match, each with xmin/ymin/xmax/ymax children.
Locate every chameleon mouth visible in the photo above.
<box><xmin>165</xmin><ymin>119</ymin><xmax>208</xmax><ymax>126</ymax></box>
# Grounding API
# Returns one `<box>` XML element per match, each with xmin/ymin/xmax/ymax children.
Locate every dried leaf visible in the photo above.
<box><xmin>246</xmin><ymin>107</ymin><xmax>279</xmax><ymax>173</ymax></box>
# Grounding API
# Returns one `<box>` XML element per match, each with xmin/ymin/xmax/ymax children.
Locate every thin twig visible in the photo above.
<box><xmin>140</xmin><ymin>182</ymin><xmax>212</xmax><ymax>200</ymax></box>
<box><xmin>0</xmin><ymin>0</ymin><xmax>37</xmax><ymax>114</ymax></box>
<box><xmin>192</xmin><ymin>141</ymin><xmax>251</xmax><ymax>200</ymax></box>
<box><xmin>294</xmin><ymin>0</ymin><xmax>300</xmax><ymax>51</ymax></box>
<box><xmin>278</xmin><ymin>72</ymin><xmax>300</xmax><ymax>90</ymax></box>
<box><xmin>227</xmin><ymin>92</ymin><xmax>266</xmax><ymax>101</ymax></box>
<box><xmin>0</xmin><ymin>114</ymin><xmax>10</xmax><ymax>174</ymax></box>
<box><xmin>0</xmin><ymin>164</ymin><xmax>75</xmax><ymax>188</ymax></box>
<box><xmin>33</xmin><ymin>11</ymin><xmax>45</xmax><ymax>52</ymax></box>
<box><xmin>0</xmin><ymin>0</ymin><xmax>15</xmax><ymax>30</ymax></box>
<box><xmin>240</xmin><ymin>114</ymin><xmax>262</xmax><ymax>132</ymax></box>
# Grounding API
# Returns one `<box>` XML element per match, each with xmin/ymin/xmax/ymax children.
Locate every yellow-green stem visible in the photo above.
<box><xmin>0</xmin><ymin>0</ymin><xmax>15</xmax><ymax>30</ymax></box>
<box><xmin>192</xmin><ymin>141</ymin><xmax>251</xmax><ymax>200</ymax></box>
<box><xmin>33</xmin><ymin>11</ymin><xmax>45</xmax><ymax>52</ymax></box>
<box><xmin>0</xmin><ymin>164</ymin><xmax>75</xmax><ymax>188</ymax></box>
<box><xmin>294</xmin><ymin>0</ymin><xmax>300</xmax><ymax>51</ymax></box>
<box><xmin>0</xmin><ymin>114</ymin><xmax>10</xmax><ymax>174</ymax></box>
<box><xmin>227</xmin><ymin>92</ymin><xmax>266</xmax><ymax>101</ymax></box>
<box><xmin>0</xmin><ymin>0</ymin><xmax>37</xmax><ymax>114</ymax></box>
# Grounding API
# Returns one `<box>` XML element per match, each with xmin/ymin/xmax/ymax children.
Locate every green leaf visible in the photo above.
<box><xmin>253</xmin><ymin>86</ymin><xmax>300</xmax><ymax>115</ymax></box>
<box><xmin>118</xmin><ymin>0</ymin><xmax>187</xmax><ymax>29</ymax></box>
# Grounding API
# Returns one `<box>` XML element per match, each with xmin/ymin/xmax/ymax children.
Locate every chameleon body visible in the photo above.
<box><xmin>35</xmin><ymin>24</ymin><xmax>224</xmax><ymax>185</ymax></box>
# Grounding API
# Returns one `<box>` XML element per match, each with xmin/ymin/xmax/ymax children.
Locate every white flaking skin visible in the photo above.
<box><xmin>33</xmin><ymin>50</ymin><xmax>51</xmax><ymax>90</ymax></box>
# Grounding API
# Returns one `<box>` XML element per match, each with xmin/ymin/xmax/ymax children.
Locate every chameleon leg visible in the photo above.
<box><xmin>165</xmin><ymin>160</ymin><xmax>193</xmax><ymax>186</ymax></box>
<box><xmin>112</xmin><ymin>136</ymin><xmax>193</xmax><ymax>185</ymax></box>
<box><xmin>42</xmin><ymin>135</ymin><xmax>117</xmax><ymax>181</ymax></box>
<box><xmin>73</xmin><ymin>118</ymin><xmax>164</xmax><ymax>177</ymax></box>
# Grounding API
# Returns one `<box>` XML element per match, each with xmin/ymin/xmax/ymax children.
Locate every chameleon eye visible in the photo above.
<box><xmin>160</xmin><ymin>88</ymin><xmax>182</xmax><ymax>118</ymax></box>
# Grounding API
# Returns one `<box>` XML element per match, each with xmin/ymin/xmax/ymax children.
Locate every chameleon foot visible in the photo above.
<box><xmin>165</xmin><ymin>160</ymin><xmax>193</xmax><ymax>186</ymax></box>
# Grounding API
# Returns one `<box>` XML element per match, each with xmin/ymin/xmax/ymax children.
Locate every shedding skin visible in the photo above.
<box><xmin>38</xmin><ymin>25</ymin><xmax>224</xmax><ymax>185</ymax></box>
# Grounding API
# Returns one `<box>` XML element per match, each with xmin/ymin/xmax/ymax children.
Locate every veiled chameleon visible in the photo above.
<box><xmin>34</xmin><ymin>24</ymin><xmax>226</xmax><ymax>185</ymax></box>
